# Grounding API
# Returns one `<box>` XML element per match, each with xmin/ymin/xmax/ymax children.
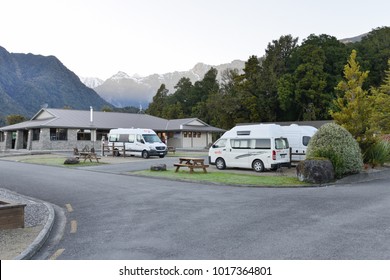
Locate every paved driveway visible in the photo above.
<box><xmin>0</xmin><ymin>159</ymin><xmax>389</xmax><ymax>259</ymax></box>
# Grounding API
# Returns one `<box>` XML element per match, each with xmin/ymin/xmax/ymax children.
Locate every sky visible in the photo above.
<box><xmin>1</xmin><ymin>0</ymin><xmax>389</xmax><ymax>80</ymax></box>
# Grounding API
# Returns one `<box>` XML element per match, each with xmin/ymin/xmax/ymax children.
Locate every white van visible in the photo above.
<box><xmin>209</xmin><ymin>124</ymin><xmax>290</xmax><ymax>172</ymax></box>
<box><xmin>107</xmin><ymin>128</ymin><xmax>167</xmax><ymax>158</ymax></box>
<box><xmin>281</xmin><ymin>124</ymin><xmax>317</xmax><ymax>162</ymax></box>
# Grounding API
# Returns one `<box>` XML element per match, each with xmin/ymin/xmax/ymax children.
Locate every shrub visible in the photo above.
<box><xmin>363</xmin><ymin>140</ymin><xmax>390</xmax><ymax>167</ymax></box>
<box><xmin>306</xmin><ymin>123</ymin><xmax>363</xmax><ymax>178</ymax></box>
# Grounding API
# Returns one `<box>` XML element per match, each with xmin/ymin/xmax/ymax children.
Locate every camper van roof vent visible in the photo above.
<box><xmin>237</xmin><ymin>130</ymin><xmax>251</xmax><ymax>136</ymax></box>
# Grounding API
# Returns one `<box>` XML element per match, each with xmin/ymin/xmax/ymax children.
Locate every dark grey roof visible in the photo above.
<box><xmin>1</xmin><ymin>108</ymin><xmax>225</xmax><ymax>132</ymax></box>
<box><xmin>238</xmin><ymin>120</ymin><xmax>332</xmax><ymax>129</ymax></box>
<box><xmin>165</xmin><ymin>118</ymin><xmax>225</xmax><ymax>132</ymax></box>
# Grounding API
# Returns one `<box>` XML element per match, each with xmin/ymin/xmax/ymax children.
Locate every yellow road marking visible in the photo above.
<box><xmin>49</xmin><ymin>248</ymin><xmax>65</xmax><ymax>260</ymax></box>
<box><xmin>70</xmin><ymin>220</ymin><xmax>77</xmax><ymax>233</ymax></box>
<box><xmin>65</xmin><ymin>203</ymin><xmax>73</xmax><ymax>212</ymax></box>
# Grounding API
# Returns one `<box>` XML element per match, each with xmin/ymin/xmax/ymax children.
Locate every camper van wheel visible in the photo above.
<box><xmin>114</xmin><ymin>149</ymin><xmax>120</xmax><ymax>157</ymax></box>
<box><xmin>252</xmin><ymin>160</ymin><xmax>264</xmax><ymax>172</ymax></box>
<box><xmin>215</xmin><ymin>158</ymin><xmax>226</xmax><ymax>170</ymax></box>
<box><xmin>142</xmin><ymin>150</ymin><xmax>150</xmax><ymax>159</ymax></box>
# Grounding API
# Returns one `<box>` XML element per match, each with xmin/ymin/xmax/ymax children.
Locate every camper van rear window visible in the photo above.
<box><xmin>237</xmin><ymin>131</ymin><xmax>251</xmax><ymax>136</ymax></box>
<box><xmin>302</xmin><ymin>136</ymin><xmax>311</xmax><ymax>146</ymax></box>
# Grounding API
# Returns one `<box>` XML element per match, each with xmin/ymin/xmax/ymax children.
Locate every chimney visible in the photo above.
<box><xmin>90</xmin><ymin>106</ymin><xmax>93</xmax><ymax>124</ymax></box>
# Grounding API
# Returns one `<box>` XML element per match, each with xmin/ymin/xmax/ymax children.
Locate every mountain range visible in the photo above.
<box><xmin>81</xmin><ymin>60</ymin><xmax>245</xmax><ymax>108</ymax></box>
<box><xmin>0</xmin><ymin>46</ymin><xmax>111</xmax><ymax>119</ymax></box>
<box><xmin>81</xmin><ymin>33</ymin><xmax>370</xmax><ymax>109</ymax></box>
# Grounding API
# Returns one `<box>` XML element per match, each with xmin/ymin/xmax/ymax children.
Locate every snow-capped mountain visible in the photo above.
<box><xmin>79</xmin><ymin>76</ymin><xmax>104</xmax><ymax>89</ymax></box>
<box><xmin>81</xmin><ymin>60</ymin><xmax>245</xmax><ymax>108</ymax></box>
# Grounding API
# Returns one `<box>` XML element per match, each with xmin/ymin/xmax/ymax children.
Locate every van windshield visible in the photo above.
<box><xmin>143</xmin><ymin>134</ymin><xmax>162</xmax><ymax>143</ymax></box>
<box><xmin>275</xmin><ymin>138</ymin><xmax>289</xmax><ymax>149</ymax></box>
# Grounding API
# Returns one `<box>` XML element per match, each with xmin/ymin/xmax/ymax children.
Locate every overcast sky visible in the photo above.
<box><xmin>1</xmin><ymin>0</ymin><xmax>389</xmax><ymax>79</ymax></box>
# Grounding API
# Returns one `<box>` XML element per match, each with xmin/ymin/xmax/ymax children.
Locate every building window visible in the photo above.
<box><xmin>97</xmin><ymin>130</ymin><xmax>109</xmax><ymax>141</ymax></box>
<box><xmin>184</xmin><ymin>132</ymin><xmax>188</xmax><ymax>138</ymax></box>
<box><xmin>32</xmin><ymin>129</ymin><xmax>40</xmax><ymax>141</ymax></box>
<box><xmin>0</xmin><ymin>132</ymin><xmax>4</xmax><ymax>142</ymax></box>
<box><xmin>50</xmin><ymin>128</ymin><xmax>67</xmax><ymax>141</ymax></box>
<box><xmin>197</xmin><ymin>132</ymin><xmax>201</xmax><ymax>138</ymax></box>
<box><xmin>77</xmin><ymin>129</ymin><xmax>91</xmax><ymax>141</ymax></box>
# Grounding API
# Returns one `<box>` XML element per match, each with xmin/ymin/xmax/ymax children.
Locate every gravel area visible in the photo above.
<box><xmin>0</xmin><ymin>187</ymin><xmax>50</xmax><ymax>259</ymax></box>
<box><xmin>0</xmin><ymin>188</ymin><xmax>49</xmax><ymax>227</ymax></box>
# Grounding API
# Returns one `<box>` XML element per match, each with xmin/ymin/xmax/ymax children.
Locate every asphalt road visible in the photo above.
<box><xmin>0</xmin><ymin>159</ymin><xmax>389</xmax><ymax>260</ymax></box>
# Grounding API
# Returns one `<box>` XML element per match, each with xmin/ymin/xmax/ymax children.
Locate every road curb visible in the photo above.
<box><xmin>334</xmin><ymin>167</ymin><xmax>390</xmax><ymax>185</ymax></box>
<box><xmin>14</xmin><ymin>201</ymin><xmax>55</xmax><ymax>260</ymax></box>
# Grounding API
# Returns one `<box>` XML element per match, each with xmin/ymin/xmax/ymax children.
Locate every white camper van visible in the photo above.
<box><xmin>208</xmin><ymin>124</ymin><xmax>290</xmax><ymax>172</ymax></box>
<box><xmin>108</xmin><ymin>128</ymin><xmax>167</xmax><ymax>158</ymax></box>
<box><xmin>281</xmin><ymin>124</ymin><xmax>317</xmax><ymax>162</ymax></box>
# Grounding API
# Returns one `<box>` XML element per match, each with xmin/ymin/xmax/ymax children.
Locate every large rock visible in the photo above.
<box><xmin>296</xmin><ymin>159</ymin><xmax>335</xmax><ymax>184</ymax></box>
<box><xmin>64</xmin><ymin>157</ymin><xmax>80</xmax><ymax>165</ymax></box>
<box><xmin>150</xmin><ymin>164</ymin><xmax>167</xmax><ymax>171</ymax></box>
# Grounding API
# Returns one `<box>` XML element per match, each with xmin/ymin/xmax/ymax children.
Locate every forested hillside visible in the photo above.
<box><xmin>0</xmin><ymin>46</ymin><xmax>111</xmax><ymax>125</ymax></box>
<box><xmin>147</xmin><ymin>27</ymin><xmax>390</xmax><ymax>129</ymax></box>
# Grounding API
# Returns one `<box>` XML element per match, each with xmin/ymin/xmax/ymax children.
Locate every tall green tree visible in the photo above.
<box><xmin>146</xmin><ymin>84</ymin><xmax>169</xmax><ymax>117</ymax></box>
<box><xmin>368</xmin><ymin>59</ymin><xmax>390</xmax><ymax>134</ymax></box>
<box><xmin>278</xmin><ymin>44</ymin><xmax>328</xmax><ymax>120</ymax></box>
<box><xmin>171</xmin><ymin>77</ymin><xmax>194</xmax><ymax>116</ymax></box>
<box><xmin>206</xmin><ymin>69</ymin><xmax>242</xmax><ymax>129</ymax></box>
<box><xmin>354</xmin><ymin>27</ymin><xmax>390</xmax><ymax>88</ymax></box>
<box><xmin>235</xmin><ymin>55</ymin><xmax>263</xmax><ymax>122</ymax></box>
<box><xmin>259</xmin><ymin>35</ymin><xmax>299</xmax><ymax>121</ymax></box>
<box><xmin>191</xmin><ymin>68</ymin><xmax>219</xmax><ymax>123</ymax></box>
<box><xmin>330</xmin><ymin>50</ymin><xmax>373</xmax><ymax>152</ymax></box>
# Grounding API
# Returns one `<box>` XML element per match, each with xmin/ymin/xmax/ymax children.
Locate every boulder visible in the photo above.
<box><xmin>64</xmin><ymin>157</ymin><xmax>80</xmax><ymax>165</ymax></box>
<box><xmin>150</xmin><ymin>164</ymin><xmax>167</xmax><ymax>171</ymax></box>
<box><xmin>296</xmin><ymin>159</ymin><xmax>335</xmax><ymax>184</ymax></box>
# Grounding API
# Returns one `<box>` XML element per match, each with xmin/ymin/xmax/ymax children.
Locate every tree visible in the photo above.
<box><xmin>6</xmin><ymin>114</ymin><xmax>27</xmax><ymax>125</ymax></box>
<box><xmin>171</xmin><ymin>77</ymin><xmax>194</xmax><ymax>116</ymax></box>
<box><xmin>146</xmin><ymin>84</ymin><xmax>169</xmax><ymax>117</ymax></box>
<box><xmin>367</xmin><ymin>59</ymin><xmax>390</xmax><ymax>134</ymax></box>
<box><xmin>191</xmin><ymin>68</ymin><xmax>219</xmax><ymax>123</ymax></box>
<box><xmin>278</xmin><ymin>44</ymin><xmax>329</xmax><ymax>120</ymax></box>
<box><xmin>330</xmin><ymin>50</ymin><xmax>373</xmax><ymax>152</ymax></box>
<box><xmin>235</xmin><ymin>55</ymin><xmax>263</xmax><ymax>122</ymax></box>
<box><xmin>259</xmin><ymin>35</ymin><xmax>299</xmax><ymax>121</ymax></box>
<box><xmin>354</xmin><ymin>27</ymin><xmax>390</xmax><ymax>88</ymax></box>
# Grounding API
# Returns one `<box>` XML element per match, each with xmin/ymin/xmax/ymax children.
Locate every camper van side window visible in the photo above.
<box><xmin>109</xmin><ymin>134</ymin><xmax>119</xmax><ymax>142</ymax></box>
<box><xmin>275</xmin><ymin>138</ymin><xmax>289</xmax><ymax>149</ymax></box>
<box><xmin>255</xmin><ymin>139</ymin><xmax>271</xmax><ymax>149</ymax></box>
<box><xmin>129</xmin><ymin>134</ymin><xmax>135</xmax><ymax>143</ymax></box>
<box><xmin>136</xmin><ymin>134</ymin><xmax>144</xmax><ymax>143</ymax></box>
<box><xmin>231</xmin><ymin>139</ymin><xmax>250</xmax><ymax>149</ymax></box>
<box><xmin>302</xmin><ymin>136</ymin><xmax>311</xmax><ymax>146</ymax></box>
<box><xmin>119</xmin><ymin>134</ymin><xmax>130</xmax><ymax>142</ymax></box>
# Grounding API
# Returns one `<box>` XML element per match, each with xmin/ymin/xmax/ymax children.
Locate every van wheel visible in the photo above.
<box><xmin>215</xmin><ymin>158</ymin><xmax>226</xmax><ymax>170</ymax></box>
<box><xmin>142</xmin><ymin>150</ymin><xmax>149</xmax><ymax>159</ymax></box>
<box><xmin>114</xmin><ymin>149</ymin><xmax>120</xmax><ymax>157</ymax></box>
<box><xmin>252</xmin><ymin>160</ymin><xmax>264</xmax><ymax>172</ymax></box>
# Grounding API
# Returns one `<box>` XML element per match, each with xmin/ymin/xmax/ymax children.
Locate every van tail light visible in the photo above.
<box><xmin>272</xmin><ymin>150</ymin><xmax>276</xmax><ymax>160</ymax></box>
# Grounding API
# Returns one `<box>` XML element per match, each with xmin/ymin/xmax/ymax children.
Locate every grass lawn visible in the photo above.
<box><xmin>18</xmin><ymin>156</ymin><xmax>105</xmax><ymax>167</ymax></box>
<box><xmin>133</xmin><ymin>169</ymin><xmax>308</xmax><ymax>187</ymax></box>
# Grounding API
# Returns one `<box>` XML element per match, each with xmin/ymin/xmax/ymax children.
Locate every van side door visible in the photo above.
<box><xmin>228</xmin><ymin>139</ymin><xmax>250</xmax><ymax>168</ymax></box>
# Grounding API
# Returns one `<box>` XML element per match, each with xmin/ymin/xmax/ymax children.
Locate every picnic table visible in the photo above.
<box><xmin>174</xmin><ymin>157</ymin><xmax>209</xmax><ymax>173</ymax></box>
<box><xmin>74</xmin><ymin>146</ymin><xmax>101</xmax><ymax>163</ymax></box>
<box><xmin>79</xmin><ymin>151</ymin><xmax>101</xmax><ymax>163</ymax></box>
